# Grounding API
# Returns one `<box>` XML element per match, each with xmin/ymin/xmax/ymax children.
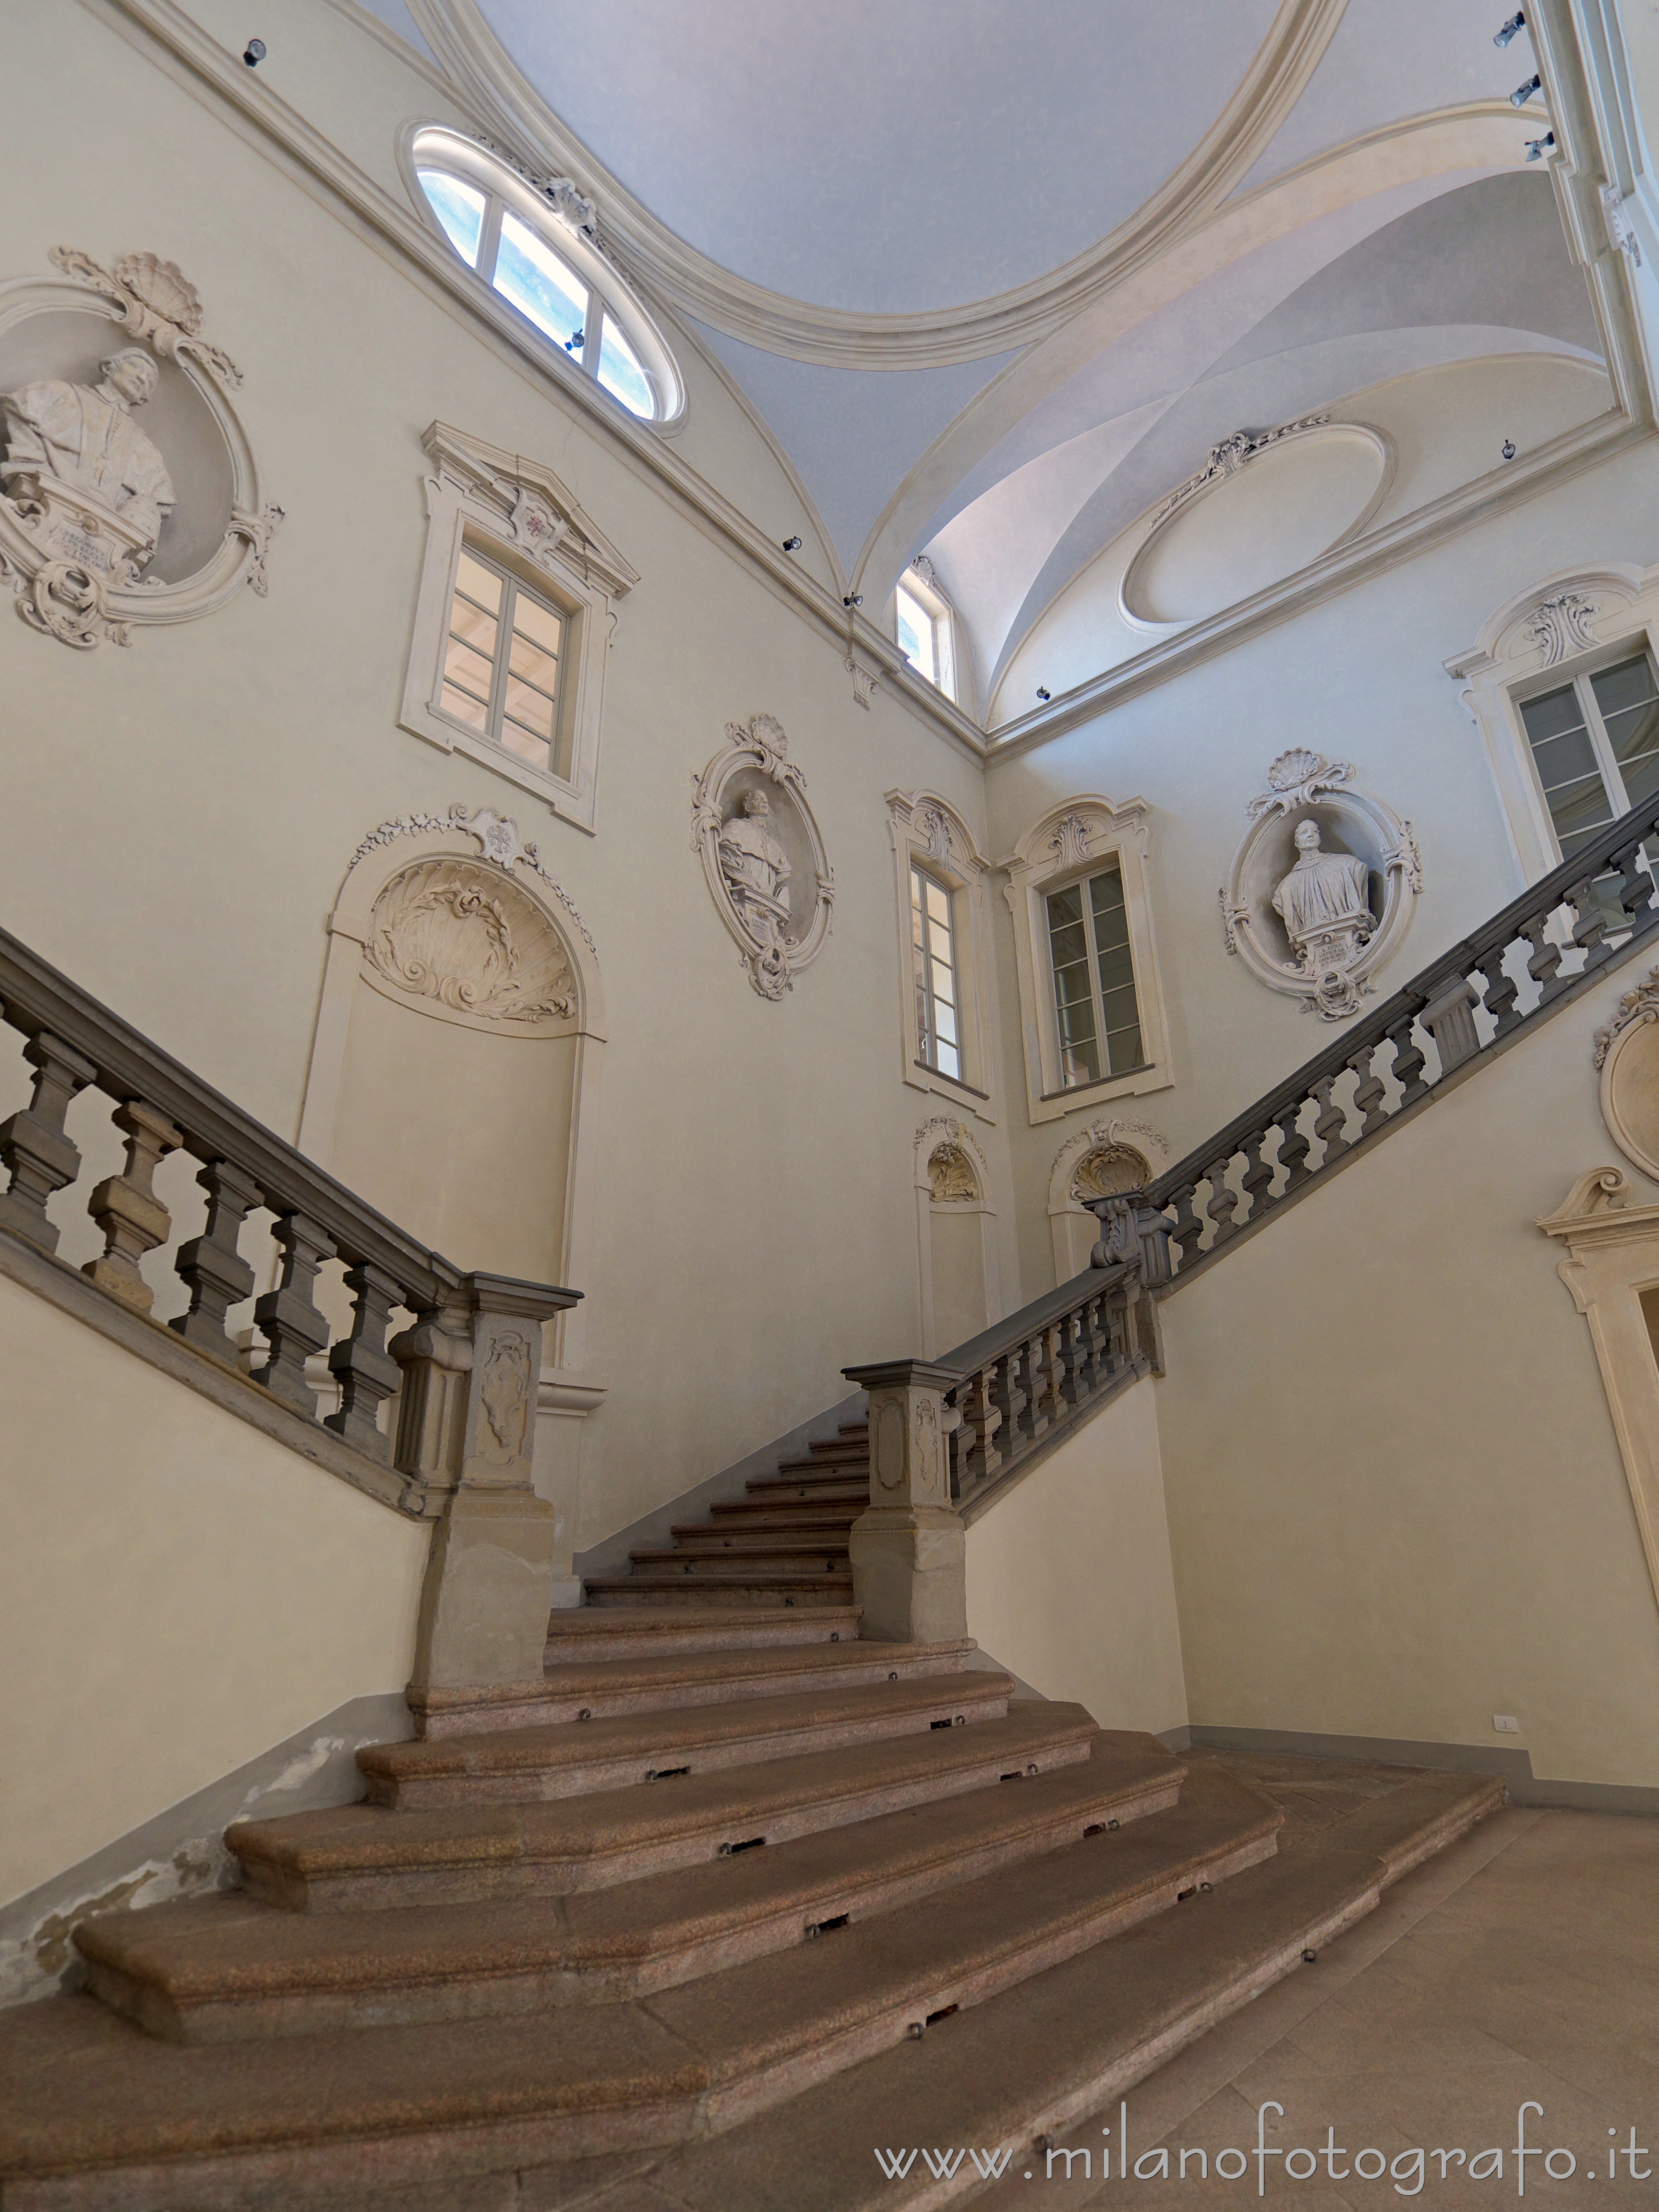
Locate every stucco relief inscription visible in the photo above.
<box><xmin>362</xmin><ymin>858</ymin><xmax>576</xmax><ymax>1032</ymax></box>
<box><xmin>480</xmin><ymin>1332</ymin><xmax>532</xmax><ymax>1459</ymax></box>
<box><xmin>692</xmin><ymin>714</ymin><xmax>834</xmax><ymax>999</ymax></box>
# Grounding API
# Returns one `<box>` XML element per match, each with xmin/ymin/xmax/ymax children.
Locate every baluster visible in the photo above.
<box><xmin>1520</xmin><ymin>914</ymin><xmax>1562</xmax><ymax>1000</ymax></box>
<box><xmin>1385</xmin><ymin>1012</ymin><xmax>1430</xmax><ymax>1108</ymax></box>
<box><xmin>1057</xmin><ymin>1304</ymin><xmax>1089</xmax><ymax>1410</ymax></box>
<box><xmin>0</xmin><ymin>1032</ymin><xmax>97</xmax><ymax>1255</ymax></box>
<box><xmin>1348</xmin><ymin>1043</ymin><xmax>1388</xmax><ymax>1135</ymax></box>
<box><xmin>1610</xmin><ymin>836</ymin><xmax>1658</xmax><ymax>933</ymax></box>
<box><xmin>252</xmin><ymin>1210</ymin><xmax>335</xmax><ymax>1413</ymax></box>
<box><xmin>1078</xmin><ymin>1287</ymin><xmax>1110</xmax><ymax>1393</ymax></box>
<box><xmin>1310</xmin><ymin>1075</ymin><xmax>1348</xmax><ymax>1167</ymax></box>
<box><xmin>1104</xmin><ymin>1274</ymin><xmax>1132</xmax><ymax>1369</ymax></box>
<box><xmin>1203</xmin><ymin>1154</ymin><xmax>1239</xmax><ymax>1243</ymax></box>
<box><xmin>171</xmin><ymin>1159</ymin><xmax>260</xmax><ymax>1358</ymax></box>
<box><xmin>958</xmin><ymin>1361</ymin><xmax>1003</xmax><ymax>1492</ymax></box>
<box><xmin>991</xmin><ymin>1345</ymin><xmax>1028</xmax><ymax>1461</ymax></box>
<box><xmin>1566</xmin><ymin>875</ymin><xmax>1611</xmax><ymax>974</ymax></box>
<box><xmin>1027</xmin><ymin>1325</ymin><xmax>1062</xmax><ymax>1439</ymax></box>
<box><xmin>1238</xmin><ymin>1127</ymin><xmax>1274</xmax><ymax>1222</ymax></box>
<box><xmin>325</xmin><ymin>1261</ymin><xmax>405</xmax><ymax>1460</ymax></box>
<box><xmin>1165</xmin><ymin>1179</ymin><xmax>1203</xmax><ymax>1270</ymax></box>
<box><xmin>1272</xmin><ymin>1099</ymin><xmax>1312</xmax><ymax>1195</ymax></box>
<box><xmin>82</xmin><ymin>1101</ymin><xmax>181</xmax><ymax>1313</ymax></box>
<box><xmin>1471</xmin><ymin>949</ymin><xmax>1521</xmax><ymax>1040</ymax></box>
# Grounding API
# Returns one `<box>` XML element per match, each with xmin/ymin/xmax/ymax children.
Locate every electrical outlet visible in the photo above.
<box><xmin>1493</xmin><ymin>1714</ymin><xmax>1521</xmax><ymax>1733</ymax></box>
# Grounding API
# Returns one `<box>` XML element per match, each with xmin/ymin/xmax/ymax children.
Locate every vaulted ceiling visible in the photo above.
<box><xmin>381</xmin><ymin>0</ymin><xmax>1597</xmax><ymax>719</ymax></box>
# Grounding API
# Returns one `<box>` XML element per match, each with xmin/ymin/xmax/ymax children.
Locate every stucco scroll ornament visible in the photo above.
<box><xmin>1221</xmin><ymin>751</ymin><xmax>1421</xmax><ymax>1022</ymax></box>
<box><xmin>345</xmin><ymin>802</ymin><xmax>598</xmax><ymax>956</ymax></box>
<box><xmin>1593</xmin><ymin>967</ymin><xmax>1659</xmax><ymax>1071</ymax></box>
<box><xmin>0</xmin><ymin>249</ymin><xmax>281</xmax><ymax>649</ymax></box>
<box><xmin>691</xmin><ymin>715</ymin><xmax>835</xmax><ymax>1000</ymax></box>
<box><xmin>1523</xmin><ymin>591</ymin><xmax>1601</xmax><ymax>668</ymax></box>
<box><xmin>364</xmin><ymin>858</ymin><xmax>577</xmax><ymax>1026</ymax></box>
<box><xmin>1151</xmin><ymin>414</ymin><xmax>1330</xmax><ymax>529</ymax></box>
<box><xmin>481</xmin><ymin>1332</ymin><xmax>533</xmax><ymax>1457</ymax></box>
<box><xmin>1592</xmin><ymin>966</ymin><xmax>1659</xmax><ymax>1185</ymax></box>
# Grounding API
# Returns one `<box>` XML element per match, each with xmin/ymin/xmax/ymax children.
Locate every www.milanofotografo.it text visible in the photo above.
<box><xmin>873</xmin><ymin>2102</ymin><xmax>1655</xmax><ymax>2194</ymax></box>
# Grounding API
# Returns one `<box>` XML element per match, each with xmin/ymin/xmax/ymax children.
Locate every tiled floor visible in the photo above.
<box><xmin>980</xmin><ymin>1750</ymin><xmax>1659</xmax><ymax>2207</ymax></box>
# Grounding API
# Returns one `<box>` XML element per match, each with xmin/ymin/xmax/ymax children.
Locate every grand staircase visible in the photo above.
<box><xmin>0</xmin><ymin>1418</ymin><xmax>1502</xmax><ymax>2210</ymax></box>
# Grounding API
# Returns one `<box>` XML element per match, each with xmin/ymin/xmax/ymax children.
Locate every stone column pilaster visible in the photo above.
<box><xmin>842</xmin><ymin>1357</ymin><xmax>966</xmax><ymax>1645</ymax></box>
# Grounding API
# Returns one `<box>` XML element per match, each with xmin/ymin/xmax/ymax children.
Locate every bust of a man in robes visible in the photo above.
<box><xmin>1</xmin><ymin>346</ymin><xmax>175</xmax><ymax>577</ymax></box>
<box><xmin>1272</xmin><ymin>818</ymin><xmax>1374</xmax><ymax>975</ymax></box>
<box><xmin>718</xmin><ymin>788</ymin><xmax>793</xmax><ymax>941</ymax></box>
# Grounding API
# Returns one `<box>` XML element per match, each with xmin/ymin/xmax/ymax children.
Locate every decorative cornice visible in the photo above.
<box><xmin>346</xmin><ymin>803</ymin><xmax>598</xmax><ymax>953</ymax></box>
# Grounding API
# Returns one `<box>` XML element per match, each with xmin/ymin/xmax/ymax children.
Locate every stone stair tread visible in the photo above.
<box><xmin>671</xmin><ymin>1513</ymin><xmax>861</xmax><ymax>1539</ymax></box>
<box><xmin>628</xmin><ymin>1540</ymin><xmax>852</xmax><ymax>1563</ymax></box>
<box><xmin>634</xmin><ymin>1771</ymin><xmax>1506</xmax><ymax>2212</ymax></box>
<box><xmin>542</xmin><ymin>1608</ymin><xmax>860</xmax><ymax>1661</ymax></box>
<box><xmin>357</xmin><ymin>1674</ymin><xmax>1015</xmax><ymax>1805</ymax></box>
<box><xmin>711</xmin><ymin>1493</ymin><xmax>869</xmax><ymax>1517</ymax></box>
<box><xmin>228</xmin><ymin>1707</ymin><xmax>1111</xmax><ymax>1908</ymax></box>
<box><xmin>75</xmin><ymin>1743</ymin><xmax>1192</xmax><ymax>2032</ymax></box>
<box><xmin>412</xmin><ymin>1640</ymin><xmax>976</xmax><ymax>1737</ymax></box>
<box><xmin>583</xmin><ymin>1576</ymin><xmax>854</xmax><ymax>1607</ymax></box>
<box><xmin>750</xmin><ymin>1465</ymin><xmax>870</xmax><ymax>1490</ymax></box>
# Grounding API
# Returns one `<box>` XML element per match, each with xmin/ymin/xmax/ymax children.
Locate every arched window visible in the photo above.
<box><xmin>407</xmin><ymin>128</ymin><xmax>683</xmax><ymax>426</ymax></box>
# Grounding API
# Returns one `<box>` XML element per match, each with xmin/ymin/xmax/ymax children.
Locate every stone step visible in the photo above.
<box><xmin>627</xmin><ymin>1539</ymin><xmax>852</xmax><ymax>1574</ymax></box>
<box><xmin>772</xmin><ymin>1454</ymin><xmax>870</xmax><ymax>1481</ymax></box>
<box><xmin>673</xmin><ymin>1510</ymin><xmax>864</xmax><ymax>1543</ymax></box>
<box><xmin>541</xmin><ymin>1605</ymin><xmax>860</xmax><ymax>1665</ymax></box>
<box><xmin>78</xmin><ymin>1740</ymin><xmax>1192</xmax><ymax>2043</ymax></box>
<box><xmin>356</xmin><ymin>1674</ymin><xmax>1015</xmax><ymax>1811</ymax></box>
<box><xmin>228</xmin><ymin>1706</ymin><xmax>1114</xmax><ymax>1914</ymax></box>
<box><xmin>0</xmin><ymin>1769</ymin><xmax>1277</xmax><ymax>2208</ymax></box>
<box><xmin>634</xmin><ymin>1769</ymin><xmax>1508</xmax><ymax>2212</ymax></box>
<box><xmin>710</xmin><ymin>1489</ymin><xmax>869</xmax><ymax>1519</ymax></box>
<box><xmin>409</xmin><ymin>1638</ymin><xmax>976</xmax><ymax>1739</ymax></box>
<box><xmin>744</xmin><ymin>1474</ymin><xmax>871</xmax><ymax>1503</ymax></box>
<box><xmin>583</xmin><ymin>1574</ymin><xmax>855</xmax><ymax>1609</ymax></box>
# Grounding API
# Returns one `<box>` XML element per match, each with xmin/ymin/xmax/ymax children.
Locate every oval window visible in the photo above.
<box><xmin>408</xmin><ymin>127</ymin><xmax>683</xmax><ymax>426</ymax></box>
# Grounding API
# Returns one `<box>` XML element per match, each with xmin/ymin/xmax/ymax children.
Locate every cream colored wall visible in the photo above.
<box><xmin>0</xmin><ymin>3</ymin><xmax>1008</xmax><ymax>1568</ymax></box>
<box><xmin>0</xmin><ymin>1273</ymin><xmax>428</xmax><ymax>1906</ymax></box>
<box><xmin>1154</xmin><ymin>971</ymin><xmax>1659</xmax><ymax>1789</ymax></box>
<box><xmin>965</xmin><ymin>1375</ymin><xmax>1187</xmax><ymax>1739</ymax></box>
<box><xmin>985</xmin><ymin>430</ymin><xmax>1659</xmax><ymax>1303</ymax></box>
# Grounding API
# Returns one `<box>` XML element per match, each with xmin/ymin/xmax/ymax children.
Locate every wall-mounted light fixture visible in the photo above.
<box><xmin>1510</xmin><ymin>73</ymin><xmax>1541</xmax><ymax>106</ymax></box>
<box><xmin>1493</xmin><ymin>10</ymin><xmax>1526</xmax><ymax>47</ymax></box>
<box><xmin>563</xmin><ymin>328</ymin><xmax>585</xmax><ymax>354</ymax></box>
<box><xmin>781</xmin><ymin>536</ymin><xmax>802</xmax><ymax>553</ymax></box>
<box><xmin>243</xmin><ymin>36</ymin><xmax>266</xmax><ymax>64</ymax></box>
<box><xmin>1036</xmin><ymin>687</ymin><xmax>1051</xmax><ymax>703</ymax></box>
<box><xmin>1526</xmin><ymin>132</ymin><xmax>1555</xmax><ymax>161</ymax></box>
<box><xmin>842</xmin><ymin>593</ymin><xmax>863</xmax><ymax>608</ymax></box>
<box><xmin>1502</xmin><ymin>437</ymin><xmax>1517</xmax><ymax>460</ymax></box>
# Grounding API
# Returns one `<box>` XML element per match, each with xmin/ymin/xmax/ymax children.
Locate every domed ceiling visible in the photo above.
<box><xmin>380</xmin><ymin>0</ymin><xmax>1597</xmax><ymax>721</ymax></box>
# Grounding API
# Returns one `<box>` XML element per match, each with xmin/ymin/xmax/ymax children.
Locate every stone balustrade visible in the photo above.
<box><xmin>0</xmin><ymin>925</ymin><xmax>578</xmax><ymax>1687</ymax></box>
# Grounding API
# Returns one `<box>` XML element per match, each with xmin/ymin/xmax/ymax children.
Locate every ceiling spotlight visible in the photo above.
<box><xmin>1493</xmin><ymin>10</ymin><xmax>1526</xmax><ymax>47</ymax></box>
<box><xmin>563</xmin><ymin>327</ymin><xmax>585</xmax><ymax>353</ymax></box>
<box><xmin>1526</xmin><ymin>132</ymin><xmax>1555</xmax><ymax>161</ymax></box>
<box><xmin>1036</xmin><ymin>686</ymin><xmax>1052</xmax><ymax>702</ymax></box>
<box><xmin>242</xmin><ymin>36</ymin><xmax>266</xmax><ymax>64</ymax></box>
<box><xmin>1502</xmin><ymin>437</ymin><xmax>1517</xmax><ymax>460</ymax></box>
<box><xmin>842</xmin><ymin>592</ymin><xmax>863</xmax><ymax>608</ymax></box>
<box><xmin>1510</xmin><ymin>73</ymin><xmax>1541</xmax><ymax>106</ymax></box>
<box><xmin>781</xmin><ymin>535</ymin><xmax>802</xmax><ymax>553</ymax></box>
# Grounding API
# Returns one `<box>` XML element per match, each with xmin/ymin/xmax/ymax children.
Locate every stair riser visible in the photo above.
<box><xmin>702</xmin><ymin>1826</ymin><xmax>1284</xmax><ymax>2138</ymax></box>
<box><xmin>671</xmin><ymin>1518</ymin><xmax>861</xmax><ymax>1543</ymax></box>
<box><xmin>583</xmin><ymin>1582</ymin><xmax>852</xmax><ymax>1609</ymax></box>
<box><xmin>236</xmin><ymin>1732</ymin><xmax>1111</xmax><ymax>1912</ymax></box>
<box><xmin>417</xmin><ymin>1650</ymin><xmax>971</xmax><ymax>1738</ymax></box>
<box><xmin>626</xmin><ymin>1554</ymin><xmax>850</xmax><ymax>1575</ymax></box>
<box><xmin>541</xmin><ymin>1613</ymin><xmax>859</xmax><ymax>1664</ymax></box>
<box><xmin>122</xmin><ymin>1776</ymin><xmax>1179</xmax><ymax>2045</ymax></box>
<box><xmin>366</xmin><ymin>1701</ymin><xmax>1012</xmax><ymax>1810</ymax></box>
<box><xmin>713</xmin><ymin>1492</ymin><xmax>868</xmax><ymax>1515</ymax></box>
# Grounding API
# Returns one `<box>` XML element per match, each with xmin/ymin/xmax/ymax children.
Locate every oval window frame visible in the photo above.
<box><xmin>400</xmin><ymin>124</ymin><xmax>685</xmax><ymax>430</ymax></box>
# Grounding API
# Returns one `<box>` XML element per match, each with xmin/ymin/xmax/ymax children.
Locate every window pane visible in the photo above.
<box><xmin>1046</xmin><ymin>885</ymin><xmax>1099</xmax><ymax>1087</ymax></box>
<box><xmin>1086</xmin><ymin>864</ymin><xmax>1143</xmax><ymax>1075</ymax></box>
<box><xmin>1589</xmin><ymin>654</ymin><xmax>1658</xmax><ymax>724</ymax></box>
<box><xmin>443</xmin><ymin>636</ymin><xmax>494</xmax><ymax>704</ymax></box>
<box><xmin>504</xmin><ymin>674</ymin><xmax>555</xmax><ymax>739</ymax></box>
<box><xmin>596</xmin><ymin>314</ymin><xmax>654</xmax><ymax>417</ymax></box>
<box><xmin>936</xmin><ymin>1039</ymin><xmax>961</xmax><ymax>1080</ymax></box>
<box><xmin>494</xmin><ymin>211</ymin><xmax>587</xmax><ymax>350</ymax></box>
<box><xmin>1527</xmin><ymin>724</ymin><xmax>1600</xmax><ymax>794</ymax></box>
<box><xmin>1551</xmin><ymin>774</ymin><xmax>1617</xmax><ymax>853</ymax></box>
<box><xmin>512</xmin><ymin>592</ymin><xmax>562</xmax><ymax>653</ymax></box>
<box><xmin>1519</xmin><ymin>685</ymin><xmax>1588</xmax><ymax>745</ymax></box>
<box><xmin>455</xmin><ymin>552</ymin><xmax>502</xmax><ymax>614</ymax></box>
<box><xmin>925</xmin><ymin>880</ymin><xmax>950</xmax><ymax>926</ymax></box>
<box><xmin>896</xmin><ymin>586</ymin><xmax>936</xmax><ymax>685</ymax></box>
<box><xmin>418</xmin><ymin>170</ymin><xmax>486</xmax><ymax>267</ymax></box>
<box><xmin>1618</xmin><ymin>744</ymin><xmax>1659</xmax><ymax>812</ymax></box>
<box><xmin>498</xmin><ymin>719</ymin><xmax>552</xmax><ymax>772</ymax></box>
<box><xmin>440</xmin><ymin>683</ymin><xmax>489</xmax><ymax>733</ymax></box>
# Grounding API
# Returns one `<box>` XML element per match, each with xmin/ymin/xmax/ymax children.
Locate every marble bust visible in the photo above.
<box><xmin>1272</xmin><ymin>818</ymin><xmax>1374</xmax><ymax>974</ymax></box>
<box><xmin>1</xmin><ymin>345</ymin><xmax>176</xmax><ymax>577</ymax></box>
<box><xmin>717</xmin><ymin>789</ymin><xmax>792</xmax><ymax>938</ymax></box>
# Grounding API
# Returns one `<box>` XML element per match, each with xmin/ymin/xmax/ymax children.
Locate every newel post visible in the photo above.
<box><xmin>842</xmin><ymin>1358</ymin><xmax>966</xmax><ymax>1644</ymax></box>
<box><xmin>399</xmin><ymin>1271</ymin><xmax>580</xmax><ymax>1690</ymax></box>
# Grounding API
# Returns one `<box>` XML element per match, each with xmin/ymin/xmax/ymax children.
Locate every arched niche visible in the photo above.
<box><xmin>1046</xmin><ymin>1117</ymin><xmax>1170</xmax><ymax>1283</ymax></box>
<box><xmin>913</xmin><ymin>1118</ymin><xmax>1000</xmax><ymax>1358</ymax></box>
<box><xmin>298</xmin><ymin>805</ymin><xmax>605</xmax><ymax>1372</ymax></box>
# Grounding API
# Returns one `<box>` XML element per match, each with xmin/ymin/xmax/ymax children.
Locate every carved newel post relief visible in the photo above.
<box><xmin>842</xmin><ymin>1358</ymin><xmax>967</xmax><ymax>1644</ymax></box>
<box><xmin>1220</xmin><ymin>749</ymin><xmax>1421</xmax><ymax>1020</ymax></box>
<box><xmin>0</xmin><ymin>248</ymin><xmax>279</xmax><ymax>647</ymax></box>
<box><xmin>692</xmin><ymin>715</ymin><xmax>834</xmax><ymax>998</ymax></box>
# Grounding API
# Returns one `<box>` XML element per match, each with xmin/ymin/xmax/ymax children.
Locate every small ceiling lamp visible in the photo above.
<box><xmin>1493</xmin><ymin>11</ymin><xmax>1526</xmax><ymax>48</ymax></box>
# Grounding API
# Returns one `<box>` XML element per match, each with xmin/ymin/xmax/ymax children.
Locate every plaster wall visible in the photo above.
<box><xmin>964</xmin><ymin>1374</ymin><xmax>1187</xmax><ymax>1740</ymax></box>
<box><xmin>985</xmin><ymin>426</ymin><xmax>1659</xmax><ymax>1303</ymax></box>
<box><xmin>1153</xmin><ymin>969</ymin><xmax>1659</xmax><ymax>1791</ymax></box>
<box><xmin>0</xmin><ymin>1271</ymin><xmax>428</xmax><ymax>1907</ymax></box>
<box><xmin>0</xmin><ymin>4</ymin><xmax>1007</xmax><ymax>1561</ymax></box>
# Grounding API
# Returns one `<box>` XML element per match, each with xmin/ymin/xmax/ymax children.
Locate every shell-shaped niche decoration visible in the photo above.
<box><xmin>362</xmin><ymin>857</ymin><xmax>576</xmax><ymax>1034</ymax></box>
<box><xmin>692</xmin><ymin>713</ymin><xmax>834</xmax><ymax>1000</ymax></box>
<box><xmin>1071</xmin><ymin>1142</ymin><xmax>1152</xmax><ymax>1200</ymax></box>
<box><xmin>1219</xmin><ymin>750</ymin><xmax>1422</xmax><ymax>1022</ymax></box>
<box><xmin>927</xmin><ymin>1143</ymin><xmax>981</xmax><ymax>1203</ymax></box>
<box><xmin>1595</xmin><ymin>966</ymin><xmax>1659</xmax><ymax>1184</ymax></box>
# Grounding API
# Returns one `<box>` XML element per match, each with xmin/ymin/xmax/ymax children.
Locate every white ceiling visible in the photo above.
<box><xmin>373</xmin><ymin>0</ymin><xmax>1600</xmax><ymax>720</ymax></box>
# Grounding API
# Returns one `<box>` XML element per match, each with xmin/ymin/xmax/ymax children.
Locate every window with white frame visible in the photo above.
<box><xmin>1518</xmin><ymin>650</ymin><xmax>1659</xmax><ymax>858</ymax></box>
<box><xmin>409</xmin><ymin>129</ymin><xmax>682</xmax><ymax>425</ymax></box>
<box><xmin>887</xmin><ymin>792</ymin><xmax>997</xmax><ymax>1120</ymax></box>
<box><xmin>1044</xmin><ymin>861</ymin><xmax>1145</xmax><ymax>1088</ymax></box>
<box><xmin>911</xmin><ymin>864</ymin><xmax>962</xmax><ymax>1081</ymax></box>
<box><xmin>895</xmin><ymin>563</ymin><xmax>959</xmax><ymax>703</ymax></box>
<box><xmin>1001</xmin><ymin>797</ymin><xmax>1172</xmax><ymax>1124</ymax></box>
<box><xmin>443</xmin><ymin>547</ymin><xmax>567</xmax><ymax>777</ymax></box>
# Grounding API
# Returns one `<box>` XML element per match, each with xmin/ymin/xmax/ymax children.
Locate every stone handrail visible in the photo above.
<box><xmin>0</xmin><ymin>923</ymin><xmax>577</xmax><ymax>1539</ymax></box>
<box><xmin>1124</xmin><ymin>785</ymin><xmax>1659</xmax><ymax>1281</ymax></box>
